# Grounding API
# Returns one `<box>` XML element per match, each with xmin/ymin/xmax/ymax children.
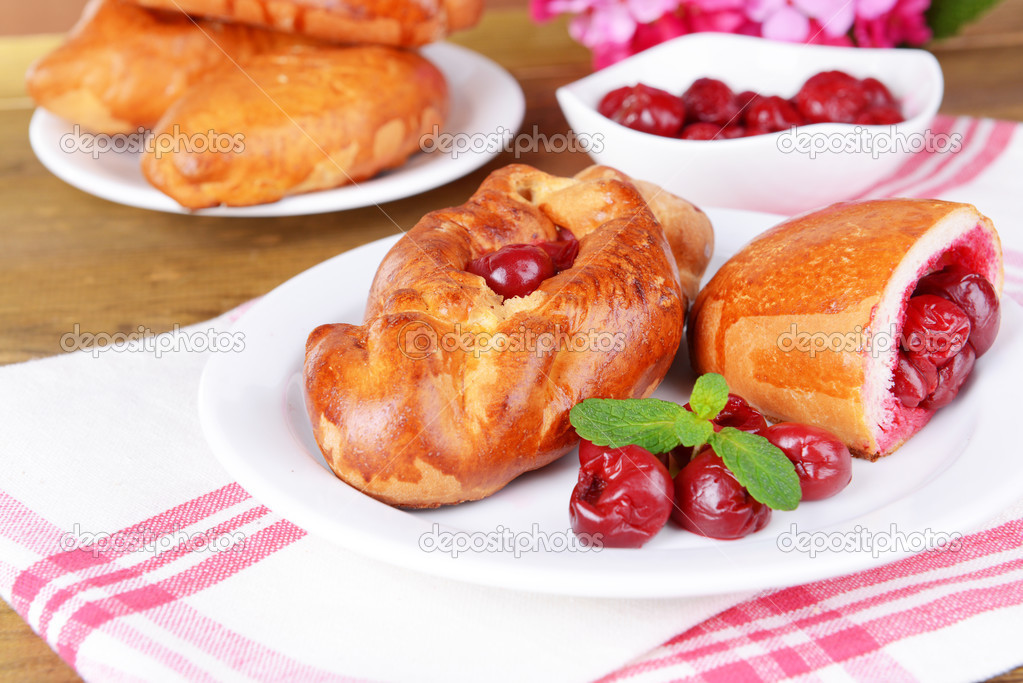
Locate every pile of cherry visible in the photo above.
<box><xmin>597</xmin><ymin>70</ymin><xmax>905</xmax><ymax>141</ymax></box>
<box><xmin>893</xmin><ymin>265</ymin><xmax>1000</xmax><ymax>409</ymax></box>
<box><xmin>570</xmin><ymin>394</ymin><xmax>852</xmax><ymax>547</ymax></box>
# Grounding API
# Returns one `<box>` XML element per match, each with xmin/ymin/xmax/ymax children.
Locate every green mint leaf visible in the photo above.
<box><xmin>689</xmin><ymin>372</ymin><xmax>729</xmax><ymax>421</ymax></box>
<box><xmin>709</xmin><ymin>427</ymin><xmax>801</xmax><ymax>511</ymax></box>
<box><xmin>675</xmin><ymin>409</ymin><xmax>714</xmax><ymax>450</ymax></box>
<box><xmin>570</xmin><ymin>398</ymin><xmax>687</xmax><ymax>454</ymax></box>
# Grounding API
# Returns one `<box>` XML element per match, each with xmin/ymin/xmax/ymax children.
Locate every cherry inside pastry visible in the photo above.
<box><xmin>688</xmin><ymin>198</ymin><xmax>1003</xmax><ymax>460</ymax></box>
<box><xmin>305</xmin><ymin>164</ymin><xmax>713</xmax><ymax>507</ymax></box>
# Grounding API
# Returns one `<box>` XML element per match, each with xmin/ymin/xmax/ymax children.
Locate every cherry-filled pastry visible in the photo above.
<box><xmin>305</xmin><ymin>164</ymin><xmax>713</xmax><ymax>507</ymax></box>
<box><xmin>688</xmin><ymin>198</ymin><xmax>1002</xmax><ymax>460</ymax></box>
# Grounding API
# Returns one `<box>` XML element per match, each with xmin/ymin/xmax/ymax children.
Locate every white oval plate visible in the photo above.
<box><xmin>28</xmin><ymin>42</ymin><xmax>524</xmax><ymax>217</ymax></box>
<box><xmin>198</xmin><ymin>208</ymin><xmax>1023</xmax><ymax>596</ymax></box>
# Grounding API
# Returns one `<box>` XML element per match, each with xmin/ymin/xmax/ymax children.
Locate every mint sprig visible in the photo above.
<box><xmin>569</xmin><ymin>373</ymin><xmax>801</xmax><ymax>511</ymax></box>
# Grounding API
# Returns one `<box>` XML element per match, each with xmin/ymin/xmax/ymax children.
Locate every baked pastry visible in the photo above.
<box><xmin>304</xmin><ymin>164</ymin><xmax>713</xmax><ymax>507</ymax></box>
<box><xmin>688</xmin><ymin>199</ymin><xmax>1003</xmax><ymax>460</ymax></box>
<box><xmin>125</xmin><ymin>0</ymin><xmax>483</xmax><ymax>47</ymax></box>
<box><xmin>141</xmin><ymin>45</ymin><xmax>447</xmax><ymax>208</ymax></box>
<box><xmin>25</xmin><ymin>0</ymin><xmax>315</xmax><ymax>134</ymax></box>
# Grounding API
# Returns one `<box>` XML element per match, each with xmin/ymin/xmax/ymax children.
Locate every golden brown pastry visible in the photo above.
<box><xmin>25</xmin><ymin>0</ymin><xmax>315</xmax><ymax>134</ymax></box>
<box><xmin>304</xmin><ymin>164</ymin><xmax>714</xmax><ymax>508</ymax></box>
<box><xmin>125</xmin><ymin>0</ymin><xmax>483</xmax><ymax>46</ymax></box>
<box><xmin>689</xmin><ymin>199</ymin><xmax>1003</xmax><ymax>460</ymax></box>
<box><xmin>140</xmin><ymin>45</ymin><xmax>447</xmax><ymax>209</ymax></box>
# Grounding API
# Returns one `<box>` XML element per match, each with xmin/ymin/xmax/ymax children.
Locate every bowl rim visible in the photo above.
<box><xmin>555</xmin><ymin>33</ymin><xmax>944</xmax><ymax>147</ymax></box>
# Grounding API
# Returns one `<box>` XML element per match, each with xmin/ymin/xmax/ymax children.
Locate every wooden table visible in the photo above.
<box><xmin>2</xmin><ymin>4</ymin><xmax>1023</xmax><ymax>680</ymax></box>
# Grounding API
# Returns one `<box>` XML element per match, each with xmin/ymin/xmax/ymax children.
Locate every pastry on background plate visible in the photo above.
<box><xmin>125</xmin><ymin>0</ymin><xmax>484</xmax><ymax>46</ymax></box>
<box><xmin>25</xmin><ymin>0</ymin><xmax>316</xmax><ymax>134</ymax></box>
<box><xmin>688</xmin><ymin>198</ymin><xmax>1002</xmax><ymax>460</ymax></box>
<box><xmin>304</xmin><ymin>164</ymin><xmax>713</xmax><ymax>507</ymax></box>
<box><xmin>141</xmin><ymin>45</ymin><xmax>448</xmax><ymax>209</ymax></box>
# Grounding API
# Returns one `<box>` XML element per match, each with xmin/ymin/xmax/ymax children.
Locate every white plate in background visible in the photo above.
<box><xmin>29</xmin><ymin>42</ymin><xmax>525</xmax><ymax>217</ymax></box>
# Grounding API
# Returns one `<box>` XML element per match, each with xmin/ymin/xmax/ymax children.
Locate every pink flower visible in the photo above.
<box><xmin>853</xmin><ymin>0</ymin><xmax>931</xmax><ymax>47</ymax></box>
<box><xmin>747</xmin><ymin>0</ymin><xmax>855</xmax><ymax>42</ymax></box>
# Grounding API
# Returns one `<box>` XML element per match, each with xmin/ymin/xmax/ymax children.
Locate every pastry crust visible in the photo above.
<box><xmin>689</xmin><ymin>198</ymin><xmax>1003</xmax><ymax>459</ymax></box>
<box><xmin>25</xmin><ymin>0</ymin><xmax>315</xmax><ymax>134</ymax></box>
<box><xmin>140</xmin><ymin>45</ymin><xmax>448</xmax><ymax>208</ymax></box>
<box><xmin>305</xmin><ymin>164</ymin><xmax>713</xmax><ymax>507</ymax></box>
<box><xmin>125</xmin><ymin>0</ymin><xmax>483</xmax><ymax>46</ymax></box>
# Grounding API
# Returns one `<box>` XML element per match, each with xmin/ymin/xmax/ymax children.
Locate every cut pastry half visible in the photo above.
<box><xmin>688</xmin><ymin>199</ymin><xmax>1003</xmax><ymax>460</ymax></box>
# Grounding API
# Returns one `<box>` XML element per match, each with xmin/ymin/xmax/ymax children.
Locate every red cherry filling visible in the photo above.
<box><xmin>597</xmin><ymin>83</ymin><xmax>685</xmax><ymax>137</ymax></box>
<box><xmin>921</xmin><ymin>342</ymin><xmax>976</xmax><ymax>411</ymax></box>
<box><xmin>569</xmin><ymin>443</ymin><xmax>674</xmax><ymax>548</ymax></box>
<box><xmin>762</xmin><ymin>423</ymin><xmax>851</xmax><ymax>501</ymax></box>
<box><xmin>916</xmin><ymin>265</ymin><xmax>1000</xmax><ymax>356</ymax></box>
<box><xmin>892</xmin><ymin>353</ymin><xmax>938</xmax><ymax>409</ymax></box>
<box><xmin>672</xmin><ymin>449</ymin><xmax>771</xmax><ymax>540</ymax></box>
<box><xmin>467</xmin><ymin>228</ymin><xmax>579</xmax><ymax>300</ymax></box>
<box><xmin>892</xmin><ymin>267</ymin><xmax>997</xmax><ymax>409</ymax></box>
<box><xmin>902</xmin><ymin>294</ymin><xmax>971</xmax><ymax>366</ymax></box>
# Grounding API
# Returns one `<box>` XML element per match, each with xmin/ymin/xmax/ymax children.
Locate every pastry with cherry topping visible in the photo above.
<box><xmin>305</xmin><ymin>164</ymin><xmax>712</xmax><ymax>507</ymax></box>
<box><xmin>688</xmin><ymin>199</ymin><xmax>1002</xmax><ymax>460</ymax></box>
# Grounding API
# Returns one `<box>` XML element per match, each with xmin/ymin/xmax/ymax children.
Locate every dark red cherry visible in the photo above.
<box><xmin>712</xmin><ymin>393</ymin><xmax>769</xmax><ymax>433</ymax></box>
<box><xmin>762</xmin><ymin>423</ymin><xmax>852</xmax><ymax>501</ymax></box>
<box><xmin>744</xmin><ymin>95</ymin><xmax>804</xmax><ymax>133</ymax></box>
<box><xmin>855</xmin><ymin>106</ymin><xmax>904</xmax><ymax>125</ymax></box>
<box><xmin>915</xmin><ymin>266</ymin><xmax>1000</xmax><ymax>356</ymax></box>
<box><xmin>901</xmin><ymin>294</ymin><xmax>971</xmax><ymax>366</ymax></box>
<box><xmin>672</xmin><ymin>449</ymin><xmax>771</xmax><ymax>540</ymax></box>
<box><xmin>921</xmin><ymin>342</ymin><xmax>977</xmax><ymax>410</ymax></box>
<box><xmin>892</xmin><ymin>351</ymin><xmax>939</xmax><ymax>408</ymax></box>
<box><xmin>682</xmin><ymin>78</ymin><xmax>739</xmax><ymax>127</ymax></box>
<box><xmin>597</xmin><ymin>83</ymin><xmax>686</xmax><ymax>137</ymax></box>
<box><xmin>679</xmin><ymin>122</ymin><xmax>722</xmax><ymax>140</ymax></box>
<box><xmin>466</xmin><ymin>244</ymin><xmax>555</xmax><ymax>299</ymax></box>
<box><xmin>860</xmin><ymin>77</ymin><xmax>897</xmax><ymax>109</ymax></box>
<box><xmin>570</xmin><ymin>443</ymin><xmax>674</xmax><ymax>548</ymax></box>
<box><xmin>794</xmin><ymin>71</ymin><xmax>868</xmax><ymax>124</ymax></box>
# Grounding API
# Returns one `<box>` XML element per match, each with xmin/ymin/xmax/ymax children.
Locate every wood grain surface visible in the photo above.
<box><xmin>1</xmin><ymin>2</ymin><xmax>1022</xmax><ymax>680</ymax></box>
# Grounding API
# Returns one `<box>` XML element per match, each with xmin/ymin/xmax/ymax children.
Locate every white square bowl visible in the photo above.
<box><xmin>556</xmin><ymin>33</ymin><xmax>943</xmax><ymax>214</ymax></box>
